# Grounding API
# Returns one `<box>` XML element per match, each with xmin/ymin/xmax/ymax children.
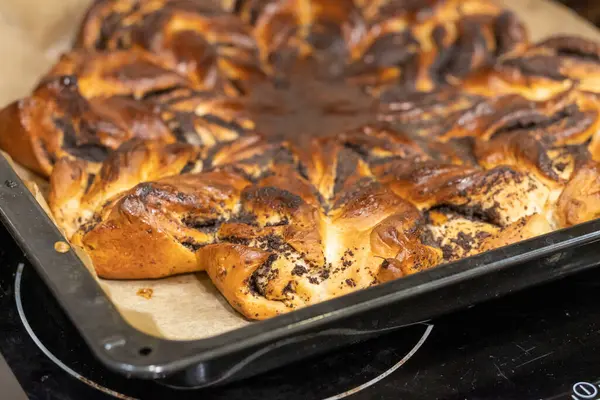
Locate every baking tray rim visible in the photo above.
<box><xmin>1</xmin><ymin>154</ymin><xmax>599</xmax><ymax>380</ymax></box>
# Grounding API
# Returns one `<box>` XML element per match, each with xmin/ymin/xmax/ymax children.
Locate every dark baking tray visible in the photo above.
<box><xmin>1</xmin><ymin>154</ymin><xmax>600</xmax><ymax>389</ymax></box>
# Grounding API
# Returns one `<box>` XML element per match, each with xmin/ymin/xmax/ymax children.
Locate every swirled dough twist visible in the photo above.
<box><xmin>1</xmin><ymin>0</ymin><xmax>600</xmax><ymax>319</ymax></box>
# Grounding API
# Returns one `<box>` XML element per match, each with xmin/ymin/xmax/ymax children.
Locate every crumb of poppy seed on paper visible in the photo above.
<box><xmin>137</xmin><ymin>288</ymin><xmax>154</xmax><ymax>299</ymax></box>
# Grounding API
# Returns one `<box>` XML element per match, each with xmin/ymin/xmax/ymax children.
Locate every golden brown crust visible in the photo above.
<box><xmin>45</xmin><ymin>49</ymin><xmax>193</xmax><ymax>99</ymax></box>
<box><xmin>556</xmin><ymin>160</ymin><xmax>600</xmax><ymax>228</ymax></box>
<box><xmin>73</xmin><ymin>169</ymin><xmax>250</xmax><ymax>279</ymax></box>
<box><xmin>74</xmin><ymin>0</ymin><xmax>262</xmax><ymax>95</ymax></box>
<box><xmin>461</xmin><ymin>35</ymin><xmax>600</xmax><ymax>100</ymax></box>
<box><xmin>0</xmin><ymin>76</ymin><xmax>176</xmax><ymax>177</ymax></box>
<box><xmin>478</xmin><ymin>214</ymin><xmax>553</xmax><ymax>253</ymax></box>
<box><xmin>49</xmin><ymin>140</ymin><xmax>200</xmax><ymax>238</ymax></box>
<box><xmin>0</xmin><ymin>99</ymin><xmax>51</xmax><ymax>176</ymax></box>
<box><xmin>3</xmin><ymin>0</ymin><xmax>600</xmax><ymax>320</ymax></box>
<box><xmin>426</xmin><ymin>210</ymin><xmax>552</xmax><ymax>262</ymax></box>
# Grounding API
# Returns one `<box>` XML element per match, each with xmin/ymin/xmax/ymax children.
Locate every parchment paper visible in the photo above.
<box><xmin>0</xmin><ymin>0</ymin><xmax>598</xmax><ymax>340</ymax></box>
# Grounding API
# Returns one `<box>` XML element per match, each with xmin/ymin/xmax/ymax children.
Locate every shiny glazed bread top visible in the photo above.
<box><xmin>2</xmin><ymin>0</ymin><xmax>600</xmax><ymax>319</ymax></box>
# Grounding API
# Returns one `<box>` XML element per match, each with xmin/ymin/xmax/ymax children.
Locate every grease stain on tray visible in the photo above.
<box><xmin>54</xmin><ymin>241</ymin><xmax>70</xmax><ymax>253</ymax></box>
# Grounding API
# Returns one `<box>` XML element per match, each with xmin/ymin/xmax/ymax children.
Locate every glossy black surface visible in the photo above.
<box><xmin>1</xmin><ymin>225</ymin><xmax>599</xmax><ymax>400</ymax></box>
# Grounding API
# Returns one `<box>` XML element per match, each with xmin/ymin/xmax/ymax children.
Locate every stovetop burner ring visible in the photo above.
<box><xmin>322</xmin><ymin>324</ymin><xmax>433</xmax><ymax>400</ymax></box>
<box><xmin>14</xmin><ymin>262</ymin><xmax>137</xmax><ymax>400</ymax></box>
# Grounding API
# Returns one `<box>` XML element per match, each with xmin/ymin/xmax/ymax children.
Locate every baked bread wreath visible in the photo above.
<box><xmin>2</xmin><ymin>0</ymin><xmax>600</xmax><ymax>320</ymax></box>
